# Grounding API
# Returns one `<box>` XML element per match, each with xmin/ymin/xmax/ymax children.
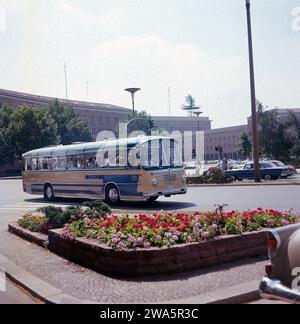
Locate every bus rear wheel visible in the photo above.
<box><xmin>105</xmin><ymin>185</ymin><xmax>120</xmax><ymax>205</ymax></box>
<box><xmin>44</xmin><ymin>185</ymin><xmax>54</xmax><ymax>201</ymax></box>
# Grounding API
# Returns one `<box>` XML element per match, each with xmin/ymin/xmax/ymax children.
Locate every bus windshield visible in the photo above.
<box><xmin>138</xmin><ymin>139</ymin><xmax>183</xmax><ymax>170</ymax></box>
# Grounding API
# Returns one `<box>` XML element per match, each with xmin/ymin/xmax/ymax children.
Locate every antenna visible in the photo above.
<box><xmin>64</xmin><ymin>62</ymin><xmax>69</xmax><ymax>100</ymax></box>
<box><xmin>168</xmin><ymin>86</ymin><xmax>171</xmax><ymax>117</ymax></box>
<box><xmin>86</xmin><ymin>81</ymin><xmax>89</xmax><ymax>101</ymax></box>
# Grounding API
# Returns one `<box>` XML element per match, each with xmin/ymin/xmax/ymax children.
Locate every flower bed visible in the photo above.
<box><xmin>13</xmin><ymin>208</ymin><xmax>297</xmax><ymax>276</ymax></box>
<box><xmin>62</xmin><ymin>209</ymin><xmax>296</xmax><ymax>250</ymax></box>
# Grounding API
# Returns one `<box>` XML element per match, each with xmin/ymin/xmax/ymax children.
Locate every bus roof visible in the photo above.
<box><xmin>22</xmin><ymin>136</ymin><xmax>170</xmax><ymax>158</ymax></box>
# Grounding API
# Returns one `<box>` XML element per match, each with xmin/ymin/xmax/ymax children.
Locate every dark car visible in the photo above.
<box><xmin>260</xmin><ymin>224</ymin><xmax>300</xmax><ymax>304</ymax></box>
<box><xmin>226</xmin><ymin>162</ymin><xmax>290</xmax><ymax>181</ymax></box>
<box><xmin>271</xmin><ymin>160</ymin><xmax>297</xmax><ymax>177</ymax></box>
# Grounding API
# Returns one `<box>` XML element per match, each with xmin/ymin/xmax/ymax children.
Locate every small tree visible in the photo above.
<box><xmin>257</xmin><ymin>102</ymin><xmax>295</xmax><ymax>162</ymax></box>
<box><xmin>123</xmin><ymin>111</ymin><xmax>158</xmax><ymax>137</ymax></box>
<box><xmin>47</xmin><ymin>100</ymin><xmax>92</xmax><ymax>144</ymax></box>
<box><xmin>240</xmin><ymin>132</ymin><xmax>252</xmax><ymax>159</ymax></box>
<box><xmin>8</xmin><ymin>105</ymin><xmax>59</xmax><ymax>160</ymax></box>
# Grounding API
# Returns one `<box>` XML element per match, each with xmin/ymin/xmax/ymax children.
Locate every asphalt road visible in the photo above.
<box><xmin>0</xmin><ymin>179</ymin><xmax>300</xmax><ymax>213</ymax></box>
<box><xmin>0</xmin><ymin>278</ymin><xmax>36</xmax><ymax>304</ymax></box>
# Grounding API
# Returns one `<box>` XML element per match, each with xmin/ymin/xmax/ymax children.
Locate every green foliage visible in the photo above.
<box><xmin>122</xmin><ymin>111</ymin><xmax>159</xmax><ymax>137</ymax></box>
<box><xmin>37</xmin><ymin>206</ymin><xmax>66</xmax><ymax>228</ymax></box>
<box><xmin>240</xmin><ymin>132</ymin><xmax>252</xmax><ymax>159</ymax></box>
<box><xmin>47</xmin><ymin>100</ymin><xmax>92</xmax><ymax>145</ymax></box>
<box><xmin>0</xmin><ymin>105</ymin><xmax>16</xmax><ymax>164</ymax></box>
<box><xmin>187</xmin><ymin>167</ymin><xmax>232</xmax><ymax>184</ymax></box>
<box><xmin>0</xmin><ymin>101</ymin><xmax>92</xmax><ymax>164</ymax></box>
<box><xmin>9</xmin><ymin>106</ymin><xmax>59</xmax><ymax>160</ymax></box>
<box><xmin>18</xmin><ymin>214</ymin><xmax>48</xmax><ymax>233</ymax></box>
<box><xmin>82</xmin><ymin>200</ymin><xmax>111</xmax><ymax>216</ymax></box>
<box><xmin>257</xmin><ymin>102</ymin><xmax>299</xmax><ymax>162</ymax></box>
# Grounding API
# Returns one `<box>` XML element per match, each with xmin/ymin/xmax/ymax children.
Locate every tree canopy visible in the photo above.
<box><xmin>121</xmin><ymin>111</ymin><xmax>159</xmax><ymax>137</ymax></box>
<box><xmin>240</xmin><ymin>132</ymin><xmax>252</xmax><ymax>159</ymax></box>
<box><xmin>257</xmin><ymin>102</ymin><xmax>298</xmax><ymax>162</ymax></box>
<box><xmin>0</xmin><ymin>102</ymin><xmax>92</xmax><ymax>164</ymax></box>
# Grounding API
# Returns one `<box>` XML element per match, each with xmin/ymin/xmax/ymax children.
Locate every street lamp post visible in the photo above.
<box><xmin>245</xmin><ymin>0</ymin><xmax>260</xmax><ymax>182</ymax></box>
<box><xmin>125</xmin><ymin>88</ymin><xmax>141</xmax><ymax>117</ymax></box>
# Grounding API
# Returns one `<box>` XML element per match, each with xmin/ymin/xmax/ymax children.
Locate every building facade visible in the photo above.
<box><xmin>0</xmin><ymin>88</ymin><xmax>131</xmax><ymax>138</ymax></box>
<box><xmin>1</xmin><ymin>88</ymin><xmax>299</xmax><ymax>162</ymax></box>
<box><xmin>152</xmin><ymin>116</ymin><xmax>212</xmax><ymax>133</ymax></box>
<box><xmin>204</xmin><ymin>125</ymin><xmax>249</xmax><ymax>161</ymax></box>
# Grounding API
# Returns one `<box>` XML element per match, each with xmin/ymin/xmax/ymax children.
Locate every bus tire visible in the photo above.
<box><xmin>44</xmin><ymin>184</ymin><xmax>54</xmax><ymax>201</ymax></box>
<box><xmin>105</xmin><ymin>184</ymin><xmax>120</xmax><ymax>205</ymax></box>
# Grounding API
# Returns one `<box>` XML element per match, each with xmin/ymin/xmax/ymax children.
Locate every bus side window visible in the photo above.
<box><xmin>23</xmin><ymin>158</ymin><xmax>32</xmax><ymax>171</ymax></box>
<box><xmin>67</xmin><ymin>155</ymin><xmax>84</xmax><ymax>170</ymax></box>
<box><xmin>39</xmin><ymin>157</ymin><xmax>51</xmax><ymax>171</ymax></box>
<box><xmin>52</xmin><ymin>156</ymin><xmax>66</xmax><ymax>170</ymax></box>
<box><xmin>31</xmin><ymin>158</ymin><xmax>38</xmax><ymax>171</ymax></box>
<box><xmin>85</xmin><ymin>153</ymin><xmax>97</xmax><ymax>169</ymax></box>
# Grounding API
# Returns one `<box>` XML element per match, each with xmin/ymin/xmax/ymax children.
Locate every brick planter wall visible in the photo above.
<box><xmin>48</xmin><ymin>229</ymin><xmax>268</xmax><ymax>276</ymax></box>
<box><xmin>8</xmin><ymin>222</ymin><xmax>48</xmax><ymax>248</ymax></box>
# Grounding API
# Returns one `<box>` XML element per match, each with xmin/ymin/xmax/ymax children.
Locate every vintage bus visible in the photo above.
<box><xmin>22</xmin><ymin>136</ymin><xmax>187</xmax><ymax>204</ymax></box>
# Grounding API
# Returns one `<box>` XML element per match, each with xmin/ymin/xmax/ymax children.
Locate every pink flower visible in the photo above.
<box><xmin>172</xmin><ymin>235</ymin><xmax>179</xmax><ymax>242</ymax></box>
<box><xmin>144</xmin><ymin>242</ymin><xmax>151</xmax><ymax>248</ymax></box>
<box><xmin>201</xmin><ymin>232</ymin><xmax>210</xmax><ymax>238</ymax></box>
<box><xmin>117</xmin><ymin>241</ymin><xmax>125</xmax><ymax>249</ymax></box>
<box><xmin>281</xmin><ymin>220</ymin><xmax>289</xmax><ymax>226</ymax></box>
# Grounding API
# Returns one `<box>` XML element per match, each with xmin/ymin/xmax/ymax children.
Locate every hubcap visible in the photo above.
<box><xmin>108</xmin><ymin>188</ymin><xmax>119</xmax><ymax>201</ymax></box>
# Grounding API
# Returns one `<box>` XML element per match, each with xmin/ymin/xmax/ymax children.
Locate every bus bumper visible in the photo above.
<box><xmin>144</xmin><ymin>188</ymin><xmax>187</xmax><ymax>198</ymax></box>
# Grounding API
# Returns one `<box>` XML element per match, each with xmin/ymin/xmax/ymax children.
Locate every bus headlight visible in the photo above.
<box><xmin>152</xmin><ymin>178</ymin><xmax>159</xmax><ymax>186</ymax></box>
<box><xmin>182</xmin><ymin>175</ymin><xmax>187</xmax><ymax>183</ymax></box>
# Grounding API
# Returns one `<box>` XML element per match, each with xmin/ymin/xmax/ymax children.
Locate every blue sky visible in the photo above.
<box><xmin>0</xmin><ymin>0</ymin><xmax>299</xmax><ymax>128</ymax></box>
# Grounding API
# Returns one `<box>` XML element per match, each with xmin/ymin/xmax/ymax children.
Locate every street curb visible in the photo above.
<box><xmin>187</xmin><ymin>182</ymin><xmax>300</xmax><ymax>188</ymax></box>
<box><xmin>0</xmin><ymin>250</ymin><xmax>260</xmax><ymax>304</ymax></box>
<box><xmin>167</xmin><ymin>280</ymin><xmax>260</xmax><ymax>304</ymax></box>
<box><xmin>0</xmin><ymin>177</ymin><xmax>22</xmax><ymax>180</ymax></box>
<box><xmin>0</xmin><ymin>253</ymin><xmax>98</xmax><ymax>304</ymax></box>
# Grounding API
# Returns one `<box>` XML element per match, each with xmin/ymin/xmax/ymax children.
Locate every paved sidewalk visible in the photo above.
<box><xmin>0</xmin><ymin>209</ymin><xmax>267</xmax><ymax>304</ymax></box>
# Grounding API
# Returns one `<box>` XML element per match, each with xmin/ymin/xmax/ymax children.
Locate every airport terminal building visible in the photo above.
<box><xmin>1</xmin><ymin>88</ymin><xmax>299</xmax><ymax>166</ymax></box>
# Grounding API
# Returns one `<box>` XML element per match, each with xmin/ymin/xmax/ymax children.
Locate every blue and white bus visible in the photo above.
<box><xmin>22</xmin><ymin>136</ymin><xmax>187</xmax><ymax>204</ymax></box>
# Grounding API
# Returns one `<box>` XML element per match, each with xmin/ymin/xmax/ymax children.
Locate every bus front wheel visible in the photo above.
<box><xmin>105</xmin><ymin>185</ymin><xmax>120</xmax><ymax>205</ymax></box>
<box><xmin>147</xmin><ymin>196</ymin><xmax>159</xmax><ymax>203</ymax></box>
<box><xmin>44</xmin><ymin>185</ymin><xmax>54</xmax><ymax>201</ymax></box>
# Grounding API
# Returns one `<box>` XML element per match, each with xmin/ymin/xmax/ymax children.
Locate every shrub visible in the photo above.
<box><xmin>37</xmin><ymin>206</ymin><xmax>66</xmax><ymax>228</ymax></box>
<box><xmin>82</xmin><ymin>200</ymin><xmax>111</xmax><ymax>218</ymax></box>
<box><xmin>18</xmin><ymin>214</ymin><xmax>48</xmax><ymax>233</ymax></box>
<box><xmin>187</xmin><ymin>167</ymin><xmax>233</xmax><ymax>185</ymax></box>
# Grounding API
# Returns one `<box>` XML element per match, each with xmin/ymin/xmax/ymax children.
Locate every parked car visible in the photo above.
<box><xmin>271</xmin><ymin>160</ymin><xmax>297</xmax><ymax>176</ymax></box>
<box><xmin>225</xmin><ymin>162</ymin><xmax>290</xmax><ymax>181</ymax></box>
<box><xmin>260</xmin><ymin>223</ymin><xmax>300</xmax><ymax>304</ymax></box>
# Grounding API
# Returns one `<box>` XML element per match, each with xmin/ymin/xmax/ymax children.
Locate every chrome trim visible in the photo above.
<box><xmin>260</xmin><ymin>277</ymin><xmax>300</xmax><ymax>304</ymax></box>
<box><xmin>268</xmin><ymin>229</ymin><xmax>281</xmax><ymax>259</ymax></box>
<box><xmin>144</xmin><ymin>189</ymin><xmax>187</xmax><ymax>198</ymax></box>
